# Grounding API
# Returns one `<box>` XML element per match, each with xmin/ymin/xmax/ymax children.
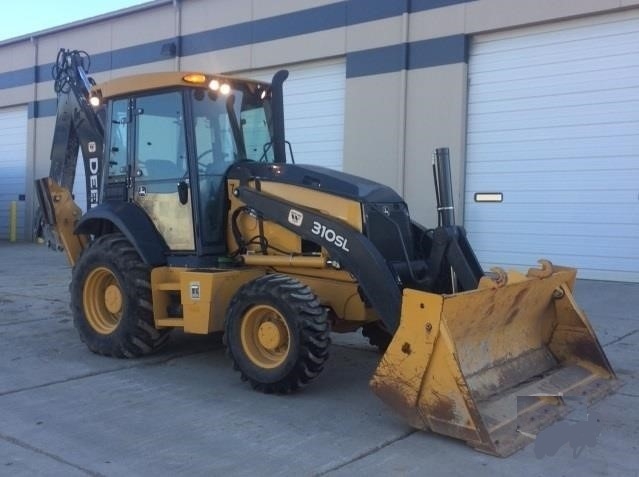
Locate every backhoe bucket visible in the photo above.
<box><xmin>371</xmin><ymin>263</ymin><xmax>617</xmax><ymax>457</ymax></box>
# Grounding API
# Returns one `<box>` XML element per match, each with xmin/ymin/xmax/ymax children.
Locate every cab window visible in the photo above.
<box><xmin>107</xmin><ymin>99</ymin><xmax>129</xmax><ymax>182</ymax></box>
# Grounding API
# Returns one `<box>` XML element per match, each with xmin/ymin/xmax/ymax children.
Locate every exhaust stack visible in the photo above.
<box><xmin>433</xmin><ymin>147</ymin><xmax>455</xmax><ymax>227</ymax></box>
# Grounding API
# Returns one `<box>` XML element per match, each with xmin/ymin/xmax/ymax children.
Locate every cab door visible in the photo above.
<box><xmin>104</xmin><ymin>98</ymin><xmax>131</xmax><ymax>203</ymax></box>
<box><xmin>132</xmin><ymin>91</ymin><xmax>195</xmax><ymax>250</ymax></box>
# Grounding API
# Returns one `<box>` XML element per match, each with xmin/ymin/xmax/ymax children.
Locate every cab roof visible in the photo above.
<box><xmin>93</xmin><ymin>71</ymin><xmax>270</xmax><ymax>99</ymax></box>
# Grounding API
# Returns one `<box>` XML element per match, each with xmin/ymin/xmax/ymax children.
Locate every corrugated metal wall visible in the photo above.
<box><xmin>0</xmin><ymin>106</ymin><xmax>27</xmax><ymax>239</ymax></box>
<box><xmin>465</xmin><ymin>10</ymin><xmax>639</xmax><ymax>282</ymax></box>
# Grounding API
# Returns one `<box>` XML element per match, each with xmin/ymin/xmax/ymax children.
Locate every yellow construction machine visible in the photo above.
<box><xmin>36</xmin><ymin>49</ymin><xmax>617</xmax><ymax>456</ymax></box>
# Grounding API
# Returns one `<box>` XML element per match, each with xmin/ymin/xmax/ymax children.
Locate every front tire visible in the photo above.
<box><xmin>70</xmin><ymin>233</ymin><xmax>169</xmax><ymax>358</ymax></box>
<box><xmin>224</xmin><ymin>274</ymin><xmax>330</xmax><ymax>393</ymax></box>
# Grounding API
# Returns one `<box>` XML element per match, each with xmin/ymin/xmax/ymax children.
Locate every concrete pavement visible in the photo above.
<box><xmin>0</xmin><ymin>242</ymin><xmax>637</xmax><ymax>476</ymax></box>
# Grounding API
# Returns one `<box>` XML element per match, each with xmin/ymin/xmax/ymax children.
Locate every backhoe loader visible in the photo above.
<box><xmin>36</xmin><ymin>49</ymin><xmax>617</xmax><ymax>457</ymax></box>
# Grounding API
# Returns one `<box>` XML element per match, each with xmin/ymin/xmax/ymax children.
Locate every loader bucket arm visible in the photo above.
<box><xmin>371</xmin><ymin>263</ymin><xmax>618</xmax><ymax>457</ymax></box>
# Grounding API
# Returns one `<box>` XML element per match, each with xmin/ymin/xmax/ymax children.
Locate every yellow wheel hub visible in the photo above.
<box><xmin>258</xmin><ymin>321</ymin><xmax>285</xmax><ymax>350</ymax></box>
<box><xmin>83</xmin><ymin>267</ymin><xmax>123</xmax><ymax>335</ymax></box>
<box><xmin>104</xmin><ymin>284</ymin><xmax>123</xmax><ymax>314</ymax></box>
<box><xmin>240</xmin><ymin>305</ymin><xmax>291</xmax><ymax>369</ymax></box>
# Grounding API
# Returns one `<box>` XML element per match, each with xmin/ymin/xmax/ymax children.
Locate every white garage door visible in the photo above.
<box><xmin>0</xmin><ymin>106</ymin><xmax>27</xmax><ymax>240</ymax></box>
<box><xmin>238</xmin><ymin>58</ymin><xmax>345</xmax><ymax>170</ymax></box>
<box><xmin>465</xmin><ymin>10</ymin><xmax>639</xmax><ymax>282</ymax></box>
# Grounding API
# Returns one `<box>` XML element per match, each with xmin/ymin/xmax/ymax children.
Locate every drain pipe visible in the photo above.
<box><xmin>396</xmin><ymin>7</ymin><xmax>409</xmax><ymax>196</ymax></box>
<box><xmin>29</xmin><ymin>35</ymin><xmax>39</xmax><ymax>242</ymax></box>
<box><xmin>173</xmin><ymin>0</ymin><xmax>181</xmax><ymax>70</ymax></box>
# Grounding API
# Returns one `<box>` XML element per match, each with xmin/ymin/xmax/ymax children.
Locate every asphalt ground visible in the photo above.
<box><xmin>0</xmin><ymin>241</ymin><xmax>637</xmax><ymax>476</ymax></box>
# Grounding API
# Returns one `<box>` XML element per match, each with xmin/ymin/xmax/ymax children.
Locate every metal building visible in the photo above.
<box><xmin>0</xmin><ymin>0</ymin><xmax>637</xmax><ymax>282</ymax></box>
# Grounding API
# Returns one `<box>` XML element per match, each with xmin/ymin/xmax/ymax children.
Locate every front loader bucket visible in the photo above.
<box><xmin>371</xmin><ymin>263</ymin><xmax>618</xmax><ymax>457</ymax></box>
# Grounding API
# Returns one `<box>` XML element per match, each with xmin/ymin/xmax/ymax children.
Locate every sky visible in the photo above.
<box><xmin>0</xmin><ymin>0</ymin><xmax>152</xmax><ymax>42</ymax></box>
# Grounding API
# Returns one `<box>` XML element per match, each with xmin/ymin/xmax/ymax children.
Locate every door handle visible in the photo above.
<box><xmin>177</xmin><ymin>181</ymin><xmax>189</xmax><ymax>205</ymax></box>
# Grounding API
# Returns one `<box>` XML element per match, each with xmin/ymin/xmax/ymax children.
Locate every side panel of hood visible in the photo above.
<box><xmin>227</xmin><ymin>162</ymin><xmax>405</xmax><ymax>204</ymax></box>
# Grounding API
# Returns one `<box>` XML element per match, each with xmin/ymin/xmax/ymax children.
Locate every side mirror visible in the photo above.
<box><xmin>177</xmin><ymin>181</ymin><xmax>188</xmax><ymax>205</ymax></box>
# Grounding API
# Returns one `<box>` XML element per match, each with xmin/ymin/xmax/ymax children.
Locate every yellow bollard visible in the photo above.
<box><xmin>9</xmin><ymin>201</ymin><xmax>17</xmax><ymax>242</ymax></box>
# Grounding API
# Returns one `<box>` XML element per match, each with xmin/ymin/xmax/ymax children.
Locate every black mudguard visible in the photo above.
<box><xmin>75</xmin><ymin>202</ymin><xmax>169</xmax><ymax>266</ymax></box>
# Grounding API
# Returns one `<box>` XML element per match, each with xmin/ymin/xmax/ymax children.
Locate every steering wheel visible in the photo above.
<box><xmin>197</xmin><ymin>149</ymin><xmax>213</xmax><ymax>160</ymax></box>
<box><xmin>196</xmin><ymin>149</ymin><xmax>214</xmax><ymax>173</ymax></box>
<box><xmin>197</xmin><ymin>149</ymin><xmax>214</xmax><ymax>162</ymax></box>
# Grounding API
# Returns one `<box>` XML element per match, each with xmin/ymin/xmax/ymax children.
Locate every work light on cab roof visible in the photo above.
<box><xmin>88</xmin><ymin>90</ymin><xmax>101</xmax><ymax>107</ymax></box>
<box><xmin>182</xmin><ymin>73</ymin><xmax>232</xmax><ymax>95</ymax></box>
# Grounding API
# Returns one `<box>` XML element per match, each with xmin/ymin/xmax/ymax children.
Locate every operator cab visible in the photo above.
<box><xmin>100</xmin><ymin>73</ymin><xmax>282</xmax><ymax>263</ymax></box>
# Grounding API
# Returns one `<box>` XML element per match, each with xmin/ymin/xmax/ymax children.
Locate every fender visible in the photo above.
<box><xmin>75</xmin><ymin>202</ymin><xmax>169</xmax><ymax>266</ymax></box>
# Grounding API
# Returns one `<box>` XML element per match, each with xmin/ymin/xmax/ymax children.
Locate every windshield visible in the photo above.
<box><xmin>190</xmin><ymin>85</ymin><xmax>275</xmax><ymax>168</ymax></box>
<box><xmin>189</xmin><ymin>83</ymin><xmax>276</xmax><ymax>247</ymax></box>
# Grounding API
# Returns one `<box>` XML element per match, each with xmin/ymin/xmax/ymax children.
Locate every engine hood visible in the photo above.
<box><xmin>227</xmin><ymin>162</ymin><xmax>404</xmax><ymax>204</ymax></box>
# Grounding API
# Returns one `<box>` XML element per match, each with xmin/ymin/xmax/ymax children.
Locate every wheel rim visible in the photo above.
<box><xmin>240</xmin><ymin>305</ymin><xmax>291</xmax><ymax>369</ymax></box>
<box><xmin>83</xmin><ymin>267</ymin><xmax>123</xmax><ymax>335</ymax></box>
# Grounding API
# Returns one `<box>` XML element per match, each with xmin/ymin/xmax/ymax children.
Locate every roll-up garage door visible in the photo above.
<box><xmin>465</xmin><ymin>10</ymin><xmax>639</xmax><ymax>282</ymax></box>
<box><xmin>238</xmin><ymin>58</ymin><xmax>345</xmax><ymax>170</ymax></box>
<box><xmin>0</xmin><ymin>106</ymin><xmax>27</xmax><ymax>240</ymax></box>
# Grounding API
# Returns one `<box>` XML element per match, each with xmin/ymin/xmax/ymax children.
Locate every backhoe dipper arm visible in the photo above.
<box><xmin>47</xmin><ymin>48</ymin><xmax>105</xmax><ymax>208</ymax></box>
<box><xmin>36</xmin><ymin>49</ymin><xmax>105</xmax><ymax>265</ymax></box>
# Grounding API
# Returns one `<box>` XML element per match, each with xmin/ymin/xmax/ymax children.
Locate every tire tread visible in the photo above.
<box><xmin>224</xmin><ymin>274</ymin><xmax>330</xmax><ymax>393</ymax></box>
<box><xmin>70</xmin><ymin>233</ymin><xmax>169</xmax><ymax>358</ymax></box>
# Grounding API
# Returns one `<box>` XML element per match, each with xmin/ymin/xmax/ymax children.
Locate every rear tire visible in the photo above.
<box><xmin>70</xmin><ymin>233</ymin><xmax>169</xmax><ymax>358</ymax></box>
<box><xmin>224</xmin><ymin>274</ymin><xmax>330</xmax><ymax>393</ymax></box>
